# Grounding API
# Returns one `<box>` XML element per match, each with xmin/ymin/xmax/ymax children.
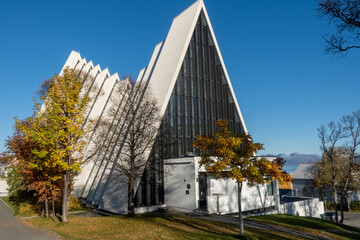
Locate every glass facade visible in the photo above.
<box><xmin>135</xmin><ymin>11</ymin><xmax>244</xmax><ymax>207</ymax></box>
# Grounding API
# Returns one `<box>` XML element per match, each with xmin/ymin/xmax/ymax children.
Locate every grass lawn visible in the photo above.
<box><xmin>248</xmin><ymin>214</ymin><xmax>360</xmax><ymax>240</ymax></box>
<box><xmin>1</xmin><ymin>195</ymin><xmax>88</xmax><ymax>218</ymax></box>
<box><xmin>27</xmin><ymin>213</ymin><xmax>305</xmax><ymax>240</ymax></box>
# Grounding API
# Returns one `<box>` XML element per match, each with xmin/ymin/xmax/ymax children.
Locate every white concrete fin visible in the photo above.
<box><xmin>141</xmin><ymin>41</ymin><xmax>164</xmax><ymax>85</ymax></box>
<box><xmin>89</xmin><ymin>64</ymin><xmax>101</xmax><ymax>78</ymax></box>
<box><xmin>87</xmin><ymin>73</ymin><xmax>118</xmax><ymax>124</ymax></box>
<box><xmin>75</xmin><ymin>58</ymin><xmax>87</xmax><ymax>71</ymax></box>
<box><xmin>136</xmin><ymin>68</ymin><xmax>146</xmax><ymax>83</ymax></box>
<box><xmin>146</xmin><ymin>0</ymin><xmax>202</xmax><ymax>116</ymax></box>
<box><xmin>82</xmin><ymin>60</ymin><xmax>94</xmax><ymax>73</ymax></box>
<box><xmin>60</xmin><ymin>50</ymin><xmax>82</xmax><ymax>74</ymax></box>
<box><xmin>110</xmin><ymin>72</ymin><xmax>119</xmax><ymax>81</ymax></box>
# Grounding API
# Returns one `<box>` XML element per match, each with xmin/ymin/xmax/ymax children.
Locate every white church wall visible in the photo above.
<box><xmin>99</xmin><ymin>180</ymin><xmax>128</xmax><ymax>214</ymax></box>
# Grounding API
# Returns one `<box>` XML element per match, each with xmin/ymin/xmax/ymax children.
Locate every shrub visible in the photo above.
<box><xmin>350</xmin><ymin>201</ymin><xmax>360</xmax><ymax>211</ymax></box>
<box><xmin>18</xmin><ymin>202</ymin><xmax>38</xmax><ymax>217</ymax></box>
<box><xmin>69</xmin><ymin>195</ymin><xmax>83</xmax><ymax>211</ymax></box>
<box><xmin>326</xmin><ymin>202</ymin><xmax>347</xmax><ymax>211</ymax></box>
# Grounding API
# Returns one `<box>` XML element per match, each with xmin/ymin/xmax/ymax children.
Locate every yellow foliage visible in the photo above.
<box><xmin>194</xmin><ymin>119</ymin><xmax>290</xmax><ymax>186</ymax></box>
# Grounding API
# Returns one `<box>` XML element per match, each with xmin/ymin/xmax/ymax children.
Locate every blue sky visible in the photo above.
<box><xmin>0</xmin><ymin>0</ymin><xmax>359</xmax><ymax>155</ymax></box>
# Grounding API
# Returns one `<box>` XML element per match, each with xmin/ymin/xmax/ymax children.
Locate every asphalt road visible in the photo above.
<box><xmin>0</xmin><ymin>199</ymin><xmax>59</xmax><ymax>240</ymax></box>
<box><xmin>341</xmin><ymin>211</ymin><xmax>360</xmax><ymax>229</ymax></box>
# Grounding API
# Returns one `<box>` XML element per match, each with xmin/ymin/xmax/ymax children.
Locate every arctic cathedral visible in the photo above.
<box><xmin>62</xmin><ymin>0</ymin><xmax>280</xmax><ymax>214</ymax></box>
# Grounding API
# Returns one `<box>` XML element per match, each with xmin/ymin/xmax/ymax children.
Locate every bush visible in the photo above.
<box><xmin>326</xmin><ymin>202</ymin><xmax>347</xmax><ymax>211</ymax></box>
<box><xmin>18</xmin><ymin>202</ymin><xmax>38</xmax><ymax>217</ymax></box>
<box><xmin>69</xmin><ymin>195</ymin><xmax>85</xmax><ymax>211</ymax></box>
<box><xmin>326</xmin><ymin>201</ymin><xmax>360</xmax><ymax>211</ymax></box>
<box><xmin>350</xmin><ymin>201</ymin><xmax>360</xmax><ymax>211</ymax></box>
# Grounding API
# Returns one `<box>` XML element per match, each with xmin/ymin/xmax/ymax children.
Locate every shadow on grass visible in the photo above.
<box><xmin>123</xmin><ymin>212</ymin><xmax>301</xmax><ymax>240</ymax></box>
<box><xmin>249</xmin><ymin>214</ymin><xmax>360</xmax><ymax>240</ymax></box>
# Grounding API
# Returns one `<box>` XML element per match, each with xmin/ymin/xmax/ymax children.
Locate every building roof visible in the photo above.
<box><xmin>292</xmin><ymin>163</ymin><xmax>316</xmax><ymax>180</ymax></box>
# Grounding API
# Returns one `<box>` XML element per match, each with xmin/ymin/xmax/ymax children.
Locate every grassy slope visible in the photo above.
<box><xmin>27</xmin><ymin>213</ymin><xmax>304</xmax><ymax>240</ymax></box>
<box><xmin>248</xmin><ymin>214</ymin><xmax>360</xmax><ymax>240</ymax></box>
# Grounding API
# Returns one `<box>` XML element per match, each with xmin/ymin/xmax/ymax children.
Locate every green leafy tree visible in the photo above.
<box><xmin>0</xmin><ymin>119</ymin><xmax>56</xmax><ymax>219</ymax></box>
<box><xmin>27</xmin><ymin>67</ymin><xmax>94</xmax><ymax>222</ymax></box>
<box><xmin>194</xmin><ymin>119</ymin><xmax>290</xmax><ymax>235</ymax></box>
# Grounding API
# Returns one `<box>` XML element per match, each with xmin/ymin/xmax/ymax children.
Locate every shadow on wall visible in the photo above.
<box><xmin>100</xmin><ymin>177</ymin><xmax>128</xmax><ymax>214</ymax></box>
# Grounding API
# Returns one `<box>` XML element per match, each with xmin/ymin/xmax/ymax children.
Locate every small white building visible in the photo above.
<box><xmin>0</xmin><ymin>164</ymin><xmax>8</xmax><ymax>197</ymax></box>
<box><xmin>164</xmin><ymin>157</ymin><xmax>279</xmax><ymax>214</ymax></box>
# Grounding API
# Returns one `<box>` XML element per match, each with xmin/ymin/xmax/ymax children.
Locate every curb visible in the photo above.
<box><xmin>0</xmin><ymin>197</ymin><xmax>15</xmax><ymax>213</ymax></box>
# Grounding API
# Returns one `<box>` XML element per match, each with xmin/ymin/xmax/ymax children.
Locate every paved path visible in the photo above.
<box><xmin>341</xmin><ymin>212</ymin><xmax>360</xmax><ymax>229</ymax></box>
<box><xmin>0</xmin><ymin>199</ymin><xmax>59</xmax><ymax>240</ymax></box>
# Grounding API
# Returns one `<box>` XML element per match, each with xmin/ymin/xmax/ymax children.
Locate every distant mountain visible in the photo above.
<box><xmin>261</xmin><ymin>153</ymin><xmax>321</xmax><ymax>173</ymax></box>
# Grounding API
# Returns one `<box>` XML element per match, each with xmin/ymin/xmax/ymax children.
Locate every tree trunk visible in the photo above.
<box><xmin>49</xmin><ymin>181</ymin><xmax>56</xmax><ymax>221</ymax></box>
<box><xmin>332</xmin><ymin>184</ymin><xmax>338</xmax><ymax>223</ymax></box>
<box><xmin>62</xmin><ymin>171</ymin><xmax>69</xmax><ymax>222</ymax></box>
<box><xmin>340</xmin><ymin>192</ymin><xmax>344</xmax><ymax>223</ymax></box>
<box><xmin>322</xmin><ymin>189</ymin><xmax>327</xmax><ymax>211</ymax></box>
<box><xmin>41</xmin><ymin>203</ymin><xmax>44</xmax><ymax>217</ymax></box>
<box><xmin>345</xmin><ymin>193</ymin><xmax>351</xmax><ymax>211</ymax></box>
<box><xmin>44</xmin><ymin>197</ymin><xmax>49</xmax><ymax>219</ymax></box>
<box><xmin>128</xmin><ymin>177</ymin><xmax>135</xmax><ymax>216</ymax></box>
<box><xmin>237</xmin><ymin>182</ymin><xmax>244</xmax><ymax>235</ymax></box>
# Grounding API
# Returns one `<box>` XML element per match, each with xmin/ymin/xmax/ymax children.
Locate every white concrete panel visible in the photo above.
<box><xmin>73</xmin><ymin>74</ymin><xmax>119</xmax><ymax>197</ymax></box>
<box><xmin>84</xmin><ymin>80</ymin><xmax>133</xmax><ymax>202</ymax></box>
<box><xmin>82</xmin><ymin>60</ymin><xmax>94</xmax><ymax>74</ymax></box>
<box><xmin>89</xmin><ymin>64</ymin><xmax>101</xmax><ymax>78</ymax></box>
<box><xmin>136</xmin><ymin>68</ymin><xmax>146</xmax><ymax>83</ymax></box>
<box><xmin>100</xmin><ymin>181</ymin><xmax>128</xmax><ymax>214</ymax></box>
<box><xmin>60</xmin><ymin>50</ymin><xmax>82</xmax><ymax>74</ymax></box>
<box><xmin>164</xmin><ymin>158</ymin><xmax>197</xmax><ymax>212</ymax></box>
<box><xmin>141</xmin><ymin>41</ymin><xmax>163</xmax><ymax>85</ymax></box>
<box><xmin>75</xmin><ymin>58</ymin><xmax>87</xmax><ymax>71</ymax></box>
<box><xmin>280</xmin><ymin>199</ymin><xmax>324</xmax><ymax>218</ymax></box>
<box><xmin>146</xmin><ymin>1</ymin><xmax>202</xmax><ymax>117</ymax></box>
<box><xmin>208</xmin><ymin>178</ymin><xmax>276</xmax><ymax>213</ymax></box>
<box><xmin>87</xmin><ymin>73</ymin><xmax>118</xmax><ymax>122</ymax></box>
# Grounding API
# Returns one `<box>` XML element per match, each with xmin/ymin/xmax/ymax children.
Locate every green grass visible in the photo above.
<box><xmin>248</xmin><ymin>214</ymin><xmax>360</xmax><ymax>240</ymax></box>
<box><xmin>27</xmin><ymin>213</ymin><xmax>305</xmax><ymax>240</ymax></box>
<box><xmin>1</xmin><ymin>195</ymin><xmax>89</xmax><ymax>218</ymax></box>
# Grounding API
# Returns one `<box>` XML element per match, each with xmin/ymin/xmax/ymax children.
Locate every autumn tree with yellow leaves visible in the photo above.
<box><xmin>22</xmin><ymin>68</ymin><xmax>95</xmax><ymax>222</ymax></box>
<box><xmin>194</xmin><ymin>119</ymin><xmax>290</xmax><ymax>235</ymax></box>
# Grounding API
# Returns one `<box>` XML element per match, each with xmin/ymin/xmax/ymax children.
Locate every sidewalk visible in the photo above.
<box><xmin>0</xmin><ymin>199</ymin><xmax>59</xmax><ymax>240</ymax></box>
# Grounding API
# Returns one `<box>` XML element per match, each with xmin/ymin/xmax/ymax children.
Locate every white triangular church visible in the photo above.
<box><xmin>62</xmin><ymin>0</ymin><xmax>279</xmax><ymax>215</ymax></box>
